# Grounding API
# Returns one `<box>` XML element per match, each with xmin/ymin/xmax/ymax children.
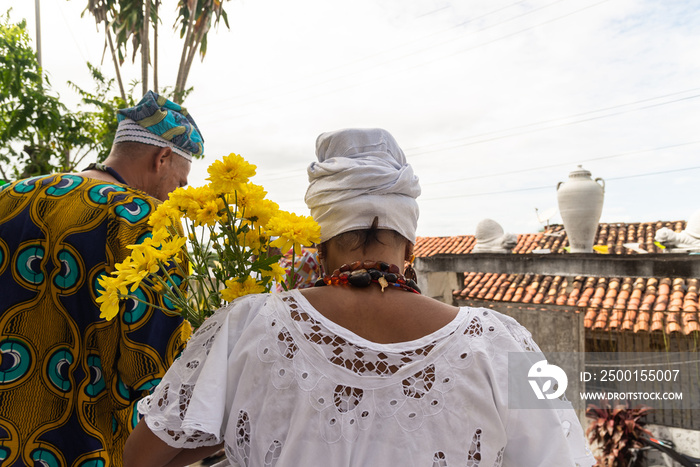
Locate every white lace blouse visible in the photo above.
<box><xmin>138</xmin><ymin>290</ymin><xmax>596</xmax><ymax>467</ymax></box>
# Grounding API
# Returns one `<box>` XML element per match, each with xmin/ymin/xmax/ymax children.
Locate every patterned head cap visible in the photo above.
<box><xmin>115</xmin><ymin>91</ymin><xmax>204</xmax><ymax>161</ymax></box>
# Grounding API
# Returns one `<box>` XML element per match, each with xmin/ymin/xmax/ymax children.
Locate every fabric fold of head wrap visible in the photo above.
<box><xmin>305</xmin><ymin>128</ymin><xmax>421</xmax><ymax>243</ymax></box>
<box><xmin>115</xmin><ymin>90</ymin><xmax>204</xmax><ymax>161</ymax></box>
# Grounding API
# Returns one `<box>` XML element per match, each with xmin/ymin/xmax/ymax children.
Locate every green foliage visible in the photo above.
<box><xmin>175</xmin><ymin>0</ymin><xmax>230</xmax><ymax>56</ymax></box>
<box><xmin>81</xmin><ymin>0</ymin><xmax>230</xmax><ymax>105</ymax></box>
<box><xmin>0</xmin><ymin>5</ymin><xmax>212</xmax><ymax>182</ymax></box>
<box><xmin>0</xmin><ymin>12</ymin><xmax>70</xmax><ymax>180</ymax></box>
<box><xmin>68</xmin><ymin>63</ymin><xmax>136</xmax><ymax>163</ymax></box>
<box><xmin>586</xmin><ymin>401</ymin><xmax>653</xmax><ymax>466</ymax></box>
<box><xmin>173</xmin><ymin>0</ymin><xmax>230</xmax><ymax>102</ymax></box>
<box><xmin>111</xmin><ymin>0</ymin><xmax>151</xmax><ymax>65</ymax></box>
<box><xmin>0</xmin><ymin>12</ymin><xmax>139</xmax><ymax>181</ymax></box>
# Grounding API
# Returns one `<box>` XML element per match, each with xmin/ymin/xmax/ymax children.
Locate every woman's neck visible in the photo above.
<box><xmin>324</xmin><ymin>248</ymin><xmax>406</xmax><ymax>274</ymax></box>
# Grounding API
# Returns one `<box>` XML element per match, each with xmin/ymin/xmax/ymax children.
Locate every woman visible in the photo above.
<box><xmin>124</xmin><ymin>128</ymin><xmax>595</xmax><ymax>466</ymax></box>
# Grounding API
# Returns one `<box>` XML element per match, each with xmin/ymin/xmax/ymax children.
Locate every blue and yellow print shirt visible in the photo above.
<box><xmin>0</xmin><ymin>174</ymin><xmax>189</xmax><ymax>467</ymax></box>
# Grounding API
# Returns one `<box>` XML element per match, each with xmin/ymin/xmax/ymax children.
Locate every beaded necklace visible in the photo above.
<box><xmin>315</xmin><ymin>260</ymin><xmax>421</xmax><ymax>294</ymax></box>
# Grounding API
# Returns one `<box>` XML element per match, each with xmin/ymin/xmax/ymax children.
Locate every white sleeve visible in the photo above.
<box><xmin>504</xmin><ymin>406</ymin><xmax>596</xmax><ymax>466</ymax></box>
<box><xmin>137</xmin><ymin>294</ymin><xmax>268</xmax><ymax>448</ymax></box>
<box><xmin>495</xmin><ymin>311</ymin><xmax>597</xmax><ymax>467</ymax></box>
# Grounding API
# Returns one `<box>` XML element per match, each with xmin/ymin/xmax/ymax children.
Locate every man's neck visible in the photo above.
<box><xmin>75</xmin><ymin>162</ymin><xmax>129</xmax><ymax>186</ymax></box>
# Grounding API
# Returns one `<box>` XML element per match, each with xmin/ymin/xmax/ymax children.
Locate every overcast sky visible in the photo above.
<box><xmin>5</xmin><ymin>0</ymin><xmax>700</xmax><ymax>237</ymax></box>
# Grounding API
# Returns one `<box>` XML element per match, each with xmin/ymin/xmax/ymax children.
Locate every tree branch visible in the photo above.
<box><xmin>174</xmin><ymin>0</ymin><xmax>197</xmax><ymax>103</ymax></box>
<box><xmin>178</xmin><ymin>6</ymin><xmax>211</xmax><ymax>102</ymax></box>
<box><xmin>153</xmin><ymin>0</ymin><xmax>160</xmax><ymax>93</ymax></box>
<box><xmin>141</xmin><ymin>0</ymin><xmax>151</xmax><ymax>95</ymax></box>
<box><xmin>106</xmin><ymin>26</ymin><xmax>126</xmax><ymax>101</ymax></box>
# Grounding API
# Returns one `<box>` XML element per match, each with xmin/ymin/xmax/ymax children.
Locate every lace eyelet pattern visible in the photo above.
<box><xmin>138</xmin><ymin>294</ymin><xmax>594</xmax><ymax>467</ymax></box>
<box><xmin>138</xmin><ymin>311</ymin><xmax>227</xmax><ymax>448</ymax></box>
<box><xmin>280</xmin><ymin>295</ymin><xmax>443</xmax><ymax>377</ymax></box>
<box><xmin>253</xmin><ymin>296</ymin><xmax>481</xmax><ymax>443</ymax></box>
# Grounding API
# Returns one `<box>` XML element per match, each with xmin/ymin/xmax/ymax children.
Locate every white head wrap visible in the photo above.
<box><xmin>304</xmin><ymin>128</ymin><xmax>421</xmax><ymax>243</ymax></box>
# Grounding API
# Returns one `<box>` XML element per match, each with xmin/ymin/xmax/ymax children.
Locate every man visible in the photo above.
<box><xmin>0</xmin><ymin>91</ymin><xmax>203</xmax><ymax>466</ymax></box>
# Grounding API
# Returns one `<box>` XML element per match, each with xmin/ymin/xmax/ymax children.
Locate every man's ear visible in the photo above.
<box><xmin>152</xmin><ymin>146</ymin><xmax>173</xmax><ymax>173</ymax></box>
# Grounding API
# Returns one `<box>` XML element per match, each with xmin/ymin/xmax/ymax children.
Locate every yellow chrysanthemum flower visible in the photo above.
<box><xmin>168</xmin><ymin>186</ymin><xmax>219</xmax><ymax>223</ymax></box>
<box><xmin>149</xmin><ymin>203</ymin><xmax>178</xmax><ymax>231</ymax></box>
<box><xmin>120</xmin><ymin>269</ymin><xmax>149</xmax><ymax>292</ymax></box>
<box><xmin>260</xmin><ymin>263</ymin><xmax>287</xmax><ymax>284</ymax></box>
<box><xmin>195</xmin><ymin>185</ymin><xmax>219</xmax><ymax>203</ymax></box>
<box><xmin>221</xmin><ymin>275</ymin><xmax>266</xmax><ymax>302</ymax></box>
<box><xmin>97</xmin><ymin>289</ymin><xmax>120</xmax><ymax>320</ymax></box>
<box><xmin>236</xmin><ymin>228</ymin><xmax>268</xmax><ymax>252</ymax></box>
<box><xmin>207</xmin><ymin>153</ymin><xmax>257</xmax><ymax>194</ymax></box>
<box><xmin>150</xmin><ymin>227</ymin><xmax>170</xmax><ymax>247</ymax></box>
<box><xmin>267</xmin><ymin>211</ymin><xmax>321</xmax><ymax>255</ymax></box>
<box><xmin>107</xmin><ymin>151</ymin><xmax>319</xmax><ymax>327</ymax></box>
<box><xmin>160</xmin><ymin>236</ymin><xmax>188</xmax><ymax>257</ymax></box>
<box><xmin>96</xmin><ymin>276</ymin><xmax>126</xmax><ymax>320</ymax></box>
<box><xmin>236</xmin><ymin>183</ymin><xmax>267</xmax><ymax>210</ymax></box>
<box><xmin>112</xmin><ymin>256</ymin><xmax>136</xmax><ymax>273</ymax></box>
<box><xmin>181</xmin><ymin>320</ymin><xmax>193</xmax><ymax>342</ymax></box>
<box><xmin>195</xmin><ymin>199</ymin><xmax>221</xmax><ymax>227</ymax></box>
<box><xmin>133</xmin><ymin>231</ymin><xmax>168</xmax><ymax>252</ymax></box>
<box><xmin>247</xmin><ymin>198</ymin><xmax>280</xmax><ymax>228</ymax></box>
<box><xmin>114</xmin><ymin>248</ymin><xmax>159</xmax><ymax>292</ymax></box>
<box><xmin>168</xmin><ymin>186</ymin><xmax>202</xmax><ymax>212</ymax></box>
<box><xmin>97</xmin><ymin>274</ymin><xmax>128</xmax><ymax>297</ymax></box>
<box><xmin>128</xmin><ymin>242</ymin><xmax>168</xmax><ymax>264</ymax></box>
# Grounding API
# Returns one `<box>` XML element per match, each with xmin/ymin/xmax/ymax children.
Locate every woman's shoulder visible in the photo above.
<box><xmin>456</xmin><ymin>306</ymin><xmax>540</xmax><ymax>353</ymax></box>
<box><xmin>192</xmin><ymin>293</ymin><xmax>274</xmax><ymax>334</ymax></box>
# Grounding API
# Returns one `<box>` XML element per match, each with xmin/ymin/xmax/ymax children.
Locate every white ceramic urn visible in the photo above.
<box><xmin>556</xmin><ymin>165</ymin><xmax>605</xmax><ymax>253</ymax></box>
<box><xmin>686</xmin><ymin>209</ymin><xmax>700</xmax><ymax>239</ymax></box>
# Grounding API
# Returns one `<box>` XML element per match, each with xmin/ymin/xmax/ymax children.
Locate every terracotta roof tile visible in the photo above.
<box><xmin>415</xmin><ymin>221</ymin><xmax>687</xmax><ymax>257</ymax></box>
<box><xmin>512</xmin><ymin>274</ymin><xmax>533</xmax><ymax>303</ymax></box>
<box><xmin>454</xmin><ymin>272</ymin><xmax>700</xmax><ymax>335</ymax></box>
<box><xmin>621</xmin><ymin>308</ymin><xmax>637</xmax><ymax>332</ymax></box>
<box><xmin>502</xmin><ymin>276</ymin><xmax>519</xmax><ymax>302</ymax></box>
<box><xmin>608</xmin><ymin>308</ymin><xmax>625</xmax><ymax>330</ymax></box>
<box><xmin>634</xmin><ymin>311</ymin><xmax>651</xmax><ymax>333</ymax></box>
<box><xmin>415</xmin><ymin>217</ymin><xmax>699</xmax><ymax>336</ymax></box>
<box><xmin>555</xmin><ymin>277</ymin><xmax>569</xmax><ymax>306</ymax></box>
<box><xmin>481</xmin><ymin>274</ymin><xmax>503</xmax><ymax>300</ymax></box>
<box><xmin>543</xmin><ymin>276</ymin><xmax>560</xmax><ymax>305</ymax></box>
<box><xmin>414</xmin><ymin>235</ymin><xmax>474</xmax><ymax>257</ymax></box>
<box><xmin>593</xmin><ymin>307</ymin><xmax>609</xmax><ymax>330</ymax></box>
<box><xmin>492</xmin><ymin>274</ymin><xmax>514</xmax><ymax>301</ymax></box>
<box><xmin>584</xmin><ymin>308</ymin><xmax>598</xmax><ymax>329</ymax></box>
<box><xmin>664</xmin><ymin>309</ymin><xmax>682</xmax><ymax>334</ymax></box>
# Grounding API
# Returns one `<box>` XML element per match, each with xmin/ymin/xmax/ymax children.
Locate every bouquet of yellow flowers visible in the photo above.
<box><xmin>96</xmin><ymin>153</ymin><xmax>320</xmax><ymax>329</ymax></box>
